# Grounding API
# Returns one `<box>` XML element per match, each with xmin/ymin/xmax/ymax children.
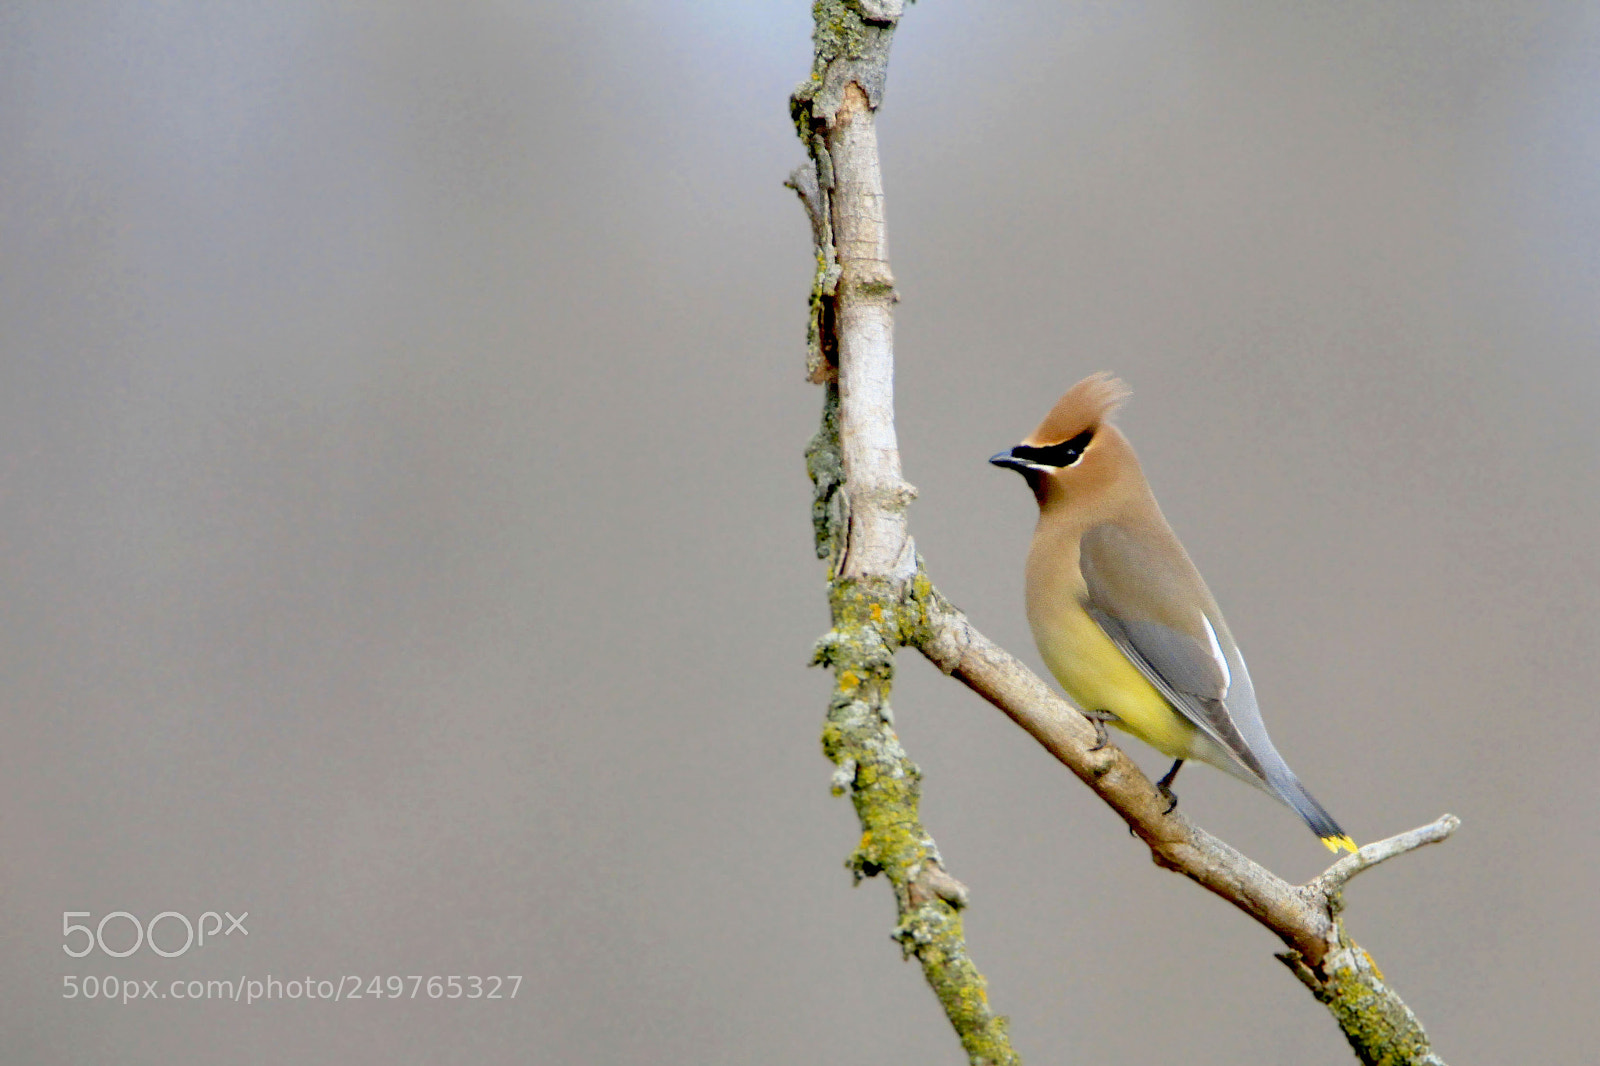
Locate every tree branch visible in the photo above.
<box><xmin>914</xmin><ymin>580</ymin><xmax>1455</xmax><ymax>1065</ymax></box>
<box><xmin>1310</xmin><ymin>815</ymin><xmax>1461</xmax><ymax>898</ymax></box>
<box><xmin>791</xmin><ymin>6</ymin><xmax>1018</xmax><ymax>1065</ymax></box>
<box><xmin>790</xmin><ymin>4</ymin><xmax>1454</xmax><ymax>1064</ymax></box>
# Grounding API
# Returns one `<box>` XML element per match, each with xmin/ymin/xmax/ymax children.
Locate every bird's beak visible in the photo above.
<box><xmin>989</xmin><ymin>448</ymin><xmax>1032</xmax><ymax>473</ymax></box>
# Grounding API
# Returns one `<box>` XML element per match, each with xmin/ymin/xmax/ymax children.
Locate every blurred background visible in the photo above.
<box><xmin>3</xmin><ymin>2</ymin><xmax>1597</xmax><ymax>1062</ymax></box>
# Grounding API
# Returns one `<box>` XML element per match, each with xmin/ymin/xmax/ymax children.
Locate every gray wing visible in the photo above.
<box><xmin>1081</xmin><ymin>522</ymin><xmax>1353</xmax><ymax>844</ymax></box>
<box><xmin>1079</xmin><ymin>523</ymin><xmax>1270</xmax><ymax>784</ymax></box>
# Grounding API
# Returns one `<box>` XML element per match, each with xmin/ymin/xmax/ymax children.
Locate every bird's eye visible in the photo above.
<box><xmin>1012</xmin><ymin>428</ymin><xmax>1095</xmax><ymax>468</ymax></box>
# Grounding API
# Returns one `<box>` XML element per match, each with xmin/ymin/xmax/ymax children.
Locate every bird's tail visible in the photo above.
<box><xmin>1271</xmin><ymin>771</ymin><xmax>1356</xmax><ymax>853</ymax></box>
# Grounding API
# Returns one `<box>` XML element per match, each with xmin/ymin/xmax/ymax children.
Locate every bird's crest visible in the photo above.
<box><xmin>1024</xmin><ymin>372</ymin><xmax>1131</xmax><ymax>446</ymax></box>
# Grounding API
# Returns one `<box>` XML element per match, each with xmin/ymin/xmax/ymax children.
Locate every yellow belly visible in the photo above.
<box><xmin>1033</xmin><ymin>606</ymin><xmax>1197</xmax><ymax>759</ymax></box>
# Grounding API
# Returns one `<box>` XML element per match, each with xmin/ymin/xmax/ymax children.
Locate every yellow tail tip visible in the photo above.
<box><xmin>1322</xmin><ymin>834</ymin><xmax>1359</xmax><ymax>854</ymax></box>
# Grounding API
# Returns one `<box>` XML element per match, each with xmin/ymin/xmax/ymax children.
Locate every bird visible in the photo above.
<box><xmin>989</xmin><ymin>373</ymin><xmax>1356</xmax><ymax>853</ymax></box>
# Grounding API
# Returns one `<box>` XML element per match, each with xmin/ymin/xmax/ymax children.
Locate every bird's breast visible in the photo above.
<box><xmin>1025</xmin><ymin>537</ymin><xmax>1197</xmax><ymax>759</ymax></box>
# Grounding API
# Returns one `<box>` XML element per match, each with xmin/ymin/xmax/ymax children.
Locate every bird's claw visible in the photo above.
<box><xmin>1082</xmin><ymin>709</ymin><xmax>1116</xmax><ymax>751</ymax></box>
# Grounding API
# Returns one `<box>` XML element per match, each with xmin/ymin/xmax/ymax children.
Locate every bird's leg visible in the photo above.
<box><xmin>1156</xmin><ymin>759</ymin><xmax>1184</xmax><ymax>815</ymax></box>
<box><xmin>1082</xmin><ymin>709</ymin><xmax>1117</xmax><ymax>751</ymax></box>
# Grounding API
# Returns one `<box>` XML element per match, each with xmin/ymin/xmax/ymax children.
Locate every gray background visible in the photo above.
<box><xmin>4</xmin><ymin>2</ymin><xmax>1597</xmax><ymax>1063</ymax></box>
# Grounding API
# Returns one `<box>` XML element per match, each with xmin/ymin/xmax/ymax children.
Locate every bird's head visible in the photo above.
<box><xmin>990</xmin><ymin>372</ymin><xmax>1137</xmax><ymax>514</ymax></box>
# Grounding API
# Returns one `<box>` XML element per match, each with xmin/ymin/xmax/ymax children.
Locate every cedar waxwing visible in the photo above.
<box><xmin>990</xmin><ymin>373</ymin><xmax>1356</xmax><ymax>852</ymax></box>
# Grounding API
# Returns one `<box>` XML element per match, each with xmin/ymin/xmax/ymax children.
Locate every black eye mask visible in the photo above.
<box><xmin>1009</xmin><ymin>427</ymin><xmax>1095</xmax><ymax>468</ymax></box>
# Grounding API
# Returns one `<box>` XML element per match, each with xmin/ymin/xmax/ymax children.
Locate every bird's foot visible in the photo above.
<box><xmin>1082</xmin><ymin>709</ymin><xmax>1117</xmax><ymax>751</ymax></box>
<box><xmin>1156</xmin><ymin>759</ymin><xmax>1184</xmax><ymax>815</ymax></box>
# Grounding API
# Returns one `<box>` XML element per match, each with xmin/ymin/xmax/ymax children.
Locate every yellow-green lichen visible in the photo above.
<box><xmin>1311</xmin><ymin>933</ymin><xmax>1436</xmax><ymax>1066</ymax></box>
<box><xmin>813</xmin><ymin>524</ymin><xmax>1016</xmax><ymax>1063</ymax></box>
